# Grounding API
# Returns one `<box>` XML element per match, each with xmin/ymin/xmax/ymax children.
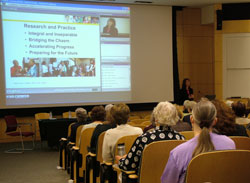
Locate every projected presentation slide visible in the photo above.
<box><xmin>0</xmin><ymin>0</ymin><xmax>131</xmax><ymax>106</ymax></box>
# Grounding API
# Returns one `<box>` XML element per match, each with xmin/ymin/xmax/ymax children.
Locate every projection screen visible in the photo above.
<box><xmin>0</xmin><ymin>0</ymin><xmax>173</xmax><ymax>108</ymax></box>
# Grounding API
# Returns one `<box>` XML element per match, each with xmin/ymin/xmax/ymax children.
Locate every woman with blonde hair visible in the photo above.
<box><xmin>161</xmin><ymin>100</ymin><xmax>235</xmax><ymax>183</ymax></box>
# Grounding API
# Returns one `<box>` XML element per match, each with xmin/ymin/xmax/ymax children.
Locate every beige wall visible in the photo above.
<box><xmin>177</xmin><ymin>8</ymin><xmax>215</xmax><ymax>101</ymax></box>
<box><xmin>213</xmin><ymin>4</ymin><xmax>250</xmax><ymax>100</ymax></box>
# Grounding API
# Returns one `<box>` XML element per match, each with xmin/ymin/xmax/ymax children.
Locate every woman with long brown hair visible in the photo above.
<box><xmin>212</xmin><ymin>100</ymin><xmax>248</xmax><ymax>137</ymax></box>
<box><xmin>161</xmin><ymin>100</ymin><xmax>235</xmax><ymax>183</ymax></box>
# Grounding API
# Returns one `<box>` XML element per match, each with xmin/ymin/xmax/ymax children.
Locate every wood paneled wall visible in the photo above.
<box><xmin>177</xmin><ymin>8</ymin><xmax>215</xmax><ymax>102</ymax></box>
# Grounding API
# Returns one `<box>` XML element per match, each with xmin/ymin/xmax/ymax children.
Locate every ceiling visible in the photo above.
<box><xmin>72</xmin><ymin>0</ymin><xmax>250</xmax><ymax>7</ymax></box>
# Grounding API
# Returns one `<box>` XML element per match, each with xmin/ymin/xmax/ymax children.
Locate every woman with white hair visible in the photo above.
<box><xmin>117</xmin><ymin>101</ymin><xmax>184</xmax><ymax>172</ymax></box>
<box><xmin>68</xmin><ymin>107</ymin><xmax>89</xmax><ymax>143</ymax></box>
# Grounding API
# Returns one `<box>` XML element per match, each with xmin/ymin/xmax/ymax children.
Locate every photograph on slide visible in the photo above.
<box><xmin>100</xmin><ymin>16</ymin><xmax>130</xmax><ymax>38</ymax></box>
<box><xmin>64</xmin><ymin>15</ymin><xmax>100</xmax><ymax>24</ymax></box>
<box><xmin>10</xmin><ymin>57</ymin><xmax>96</xmax><ymax>77</ymax></box>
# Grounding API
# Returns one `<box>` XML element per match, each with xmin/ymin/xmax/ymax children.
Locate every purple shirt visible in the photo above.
<box><xmin>161</xmin><ymin>133</ymin><xmax>236</xmax><ymax>183</ymax></box>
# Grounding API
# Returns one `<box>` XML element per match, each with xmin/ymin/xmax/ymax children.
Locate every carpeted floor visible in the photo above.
<box><xmin>0</xmin><ymin>142</ymin><xmax>69</xmax><ymax>183</ymax></box>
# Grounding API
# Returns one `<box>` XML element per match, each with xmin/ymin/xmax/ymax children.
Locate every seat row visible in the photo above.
<box><xmin>59</xmin><ymin>122</ymin><xmax>250</xmax><ymax>183</ymax></box>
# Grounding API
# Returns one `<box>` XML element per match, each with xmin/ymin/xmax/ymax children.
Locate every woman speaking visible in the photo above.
<box><xmin>180</xmin><ymin>78</ymin><xmax>194</xmax><ymax>104</ymax></box>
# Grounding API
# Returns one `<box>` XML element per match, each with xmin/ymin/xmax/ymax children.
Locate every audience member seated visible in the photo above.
<box><xmin>182</xmin><ymin>100</ymin><xmax>197</xmax><ymax>126</ymax></box>
<box><xmin>161</xmin><ymin>100</ymin><xmax>235</xmax><ymax>183</ymax></box>
<box><xmin>212</xmin><ymin>100</ymin><xmax>248</xmax><ymax>137</ymax></box>
<box><xmin>90</xmin><ymin>104</ymin><xmax>116</xmax><ymax>153</ymax></box>
<box><xmin>117</xmin><ymin>101</ymin><xmax>185</xmax><ymax>172</ymax></box>
<box><xmin>81</xmin><ymin>106</ymin><xmax>106</xmax><ymax>132</ymax></box>
<box><xmin>68</xmin><ymin>108</ymin><xmax>89</xmax><ymax>143</ymax></box>
<box><xmin>232</xmin><ymin>101</ymin><xmax>250</xmax><ymax>125</ymax></box>
<box><xmin>172</xmin><ymin>106</ymin><xmax>192</xmax><ymax>132</ymax></box>
<box><xmin>79</xmin><ymin>106</ymin><xmax>106</xmax><ymax>144</ymax></box>
<box><xmin>102</xmin><ymin>103</ymin><xmax>143</xmax><ymax>163</ymax></box>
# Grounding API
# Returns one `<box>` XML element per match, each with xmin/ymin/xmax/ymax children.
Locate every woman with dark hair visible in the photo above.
<box><xmin>90</xmin><ymin>104</ymin><xmax>116</xmax><ymax>153</ymax></box>
<box><xmin>103</xmin><ymin>18</ymin><xmax>118</xmax><ymax>37</ymax></box>
<box><xmin>79</xmin><ymin>106</ymin><xmax>106</xmax><ymax>144</ymax></box>
<box><xmin>161</xmin><ymin>101</ymin><xmax>235</xmax><ymax>183</ymax></box>
<box><xmin>102</xmin><ymin>103</ymin><xmax>142</xmax><ymax>163</ymax></box>
<box><xmin>180</xmin><ymin>78</ymin><xmax>194</xmax><ymax>104</ymax></box>
<box><xmin>232</xmin><ymin>101</ymin><xmax>250</xmax><ymax>125</ymax></box>
<box><xmin>212</xmin><ymin>100</ymin><xmax>248</xmax><ymax>137</ymax></box>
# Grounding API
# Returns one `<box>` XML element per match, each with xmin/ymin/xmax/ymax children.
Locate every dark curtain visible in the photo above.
<box><xmin>172</xmin><ymin>7</ymin><xmax>182</xmax><ymax>105</ymax></box>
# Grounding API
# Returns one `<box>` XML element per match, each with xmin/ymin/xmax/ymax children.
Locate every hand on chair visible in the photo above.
<box><xmin>115</xmin><ymin>154</ymin><xmax>127</xmax><ymax>164</ymax></box>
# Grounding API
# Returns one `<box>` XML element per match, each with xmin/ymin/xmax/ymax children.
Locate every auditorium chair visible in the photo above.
<box><xmin>70</xmin><ymin>127</ymin><xmax>95</xmax><ymax>183</ymax></box>
<box><xmin>63</xmin><ymin>111</ymin><xmax>76</xmax><ymax>118</ymax></box>
<box><xmin>129</xmin><ymin>116</ymin><xmax>141</xmax><ymax>120</ymax></box>
<box><xmin>34</xmin><ymin>112</ymin><xmax>50</xmax><ymax>142</ymax></box>
<box><xmin>85</xmin><ymin>132</ymin><xmax>106</xmax><ymax>183</ymax></box>
<box><xmin>247</xmin><ymin>128</ymin><xmax>250</xmax><ymax>137</ymax></box>
<box><xmin>230</xmin><ymin>136</ymin><xmax>250</xmax><ymax>150</ymax></box>
<box><xmin>141</xmin><ymin>121</ymin><xmax>151</xmax><ymax>126</ymax></box>
<box><xmin>59</xmin><ymin>122</ymin><xmax>75</xmax><ymax>169</ymax></box>
<box><xmin>100</xmin><ymin>134</ymin><xmax>140</xmax><ymax>183</ymax></box>
<box><xmin>129</xmin><ymin>119</ymin><xmax>147</xmax><ymax>124</ymax></box>
<box><xmin>66</xmin><ymin>125</ymin><xmax>84</xmax><ymax>175</ymax></box>
<box><xmin>4</xmin><ymin>115</ymin><xmax>35</xmax><ymax>153</ymax></box>
<box><xmin>185</xmin><ymin>150</ymin><xmax>250</xmax><ymax>183</ymax></box>
<box><xmin>143</xmin><ymin>115</ymin><xmax>151</xmax><ymax>120</ymax></box>
<box><xmin>115</xmin><ymin>140</ymin><xmax>186</xmax><ymax>183</ymax></box>
<box><xmin>179</xmin><ymin>131</ymin><xmax>194</xmax><ymax>140</ymax></box>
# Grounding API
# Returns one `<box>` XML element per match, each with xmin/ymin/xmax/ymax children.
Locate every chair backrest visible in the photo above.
<box><xmin>179</xmin><ymin>131</ymin><xmax>194</xmax><ymax>140</ymax></box>
<box><xmin>130</xmin><ymin>119</ymin><xmax>147</xmax><ymax>124</ymax></box>
<box><xmin>79</xmin><ymin>127</ymin><xmax>95</xmax><ymax>177</ymax></box>
<box><xmin>35</xmin><ymin>113</ymin><xmax>50</xmax><ymax>121</ymax></box>
<box><xmin>129</xmin><ymin>116</ymin><xmax>141</xmax><ymax>120</ymax></box>
<box><xmin>4</xmin><ymin>115</ymin><xmax>18</xmax><ymax>132</ymax></box>
<box><xmin>75</xmin><ymin>125</ymin><xmax>84</xmax><ymax>146</ymax></box>
<box><xmin>67</xmin><ymin>122</ymin><xmax>76</xmax><ymax>137</ymax></box>
<box><xmin>62</xmin><ymin>111</ymin><xmax>76</xmax><ymax>118</ymax></box>
<box><xmin>230</xmin><ymin>136</ymin><xmax>250</xmax><ymax>150</ymax></box>
<box><xmin>143</xmin><ymin>115</ymin><xmax>151</xmax><ymax>120</ymax></box>
<box><xmin>96</xmin><ymin>132</ymin><xmax>106</xmax><ymax>162</ymax></box>
<box><xmin>115</xmin><ymin>134</ymin><xmax>140</xmax><ymax>156</ymax></box>
<box><xmin>139</xmin><ymin>140</ymin><xmax>186</xmax><ymax>183</ymax></box>
<box><xmin>186</xmin><ymin>150</ymin><xmax>250</xmax><ymax>183</ymax></box>
<box><xmin>247</xmin><ymin>129</ymin><xmax>250</xmax><ymax>137</ymax></box>
<box><xmin>141</xmin><ymin>121</ymin><xmax>151</xmax><ymax>126</ymax></box>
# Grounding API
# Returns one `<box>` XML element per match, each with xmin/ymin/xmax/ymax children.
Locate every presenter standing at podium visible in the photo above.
<box><xmin>180</xmin><ymin>78</ymin><xmax>194</xmax><ymax>104</ymax></box>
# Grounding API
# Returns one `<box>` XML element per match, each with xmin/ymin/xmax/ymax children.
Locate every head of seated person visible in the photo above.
<box><xmin>104</xmin><ymin>104</ymin><xmax>114</xmax><ymax>123</ymax></box>
<box><xmin>110</xmin><ymin>103</ymin><xmax>130</xmax><ymax>125</ymax></box>
<box><xmin>90</xmin><ymin>105</ymin><xmax>106</xmax><ymax>123</ymax></box>
<box><xmin>154</xmin><ymin>101</ymin><xmax>180</xmax><ymax>128</ymax></box>
<box><xmin>172</xmin><ymin>105</ymin><xmax>192</xmax><ymax>132</ymax></box>
<box><xmin>190</xmin><ymin>100</ymin><xmax>218</xmax><ymax>156</ymax></box>
<box><xmin>75</xmin><ymin>107</ymin><xmax>88</xmax><ymax>123</ymax></box>
<box><xmin>183</xmin><ymin>100</ymin><xmax>196</xmax><ymax>113</ymax></box>
<box><xmin>232</xmin><ymin>101</ymin><xmax>246</xmax><ymax>118</ymax></box>
<box><xmin>211</xmin><ymin>100</ymin><xmax>237</xmax><ymax>136</ymax></box>
<box><xmin>175</xmin><ymin>105</ymin><xmax>183</xmax><ymax>120</ymax></box>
